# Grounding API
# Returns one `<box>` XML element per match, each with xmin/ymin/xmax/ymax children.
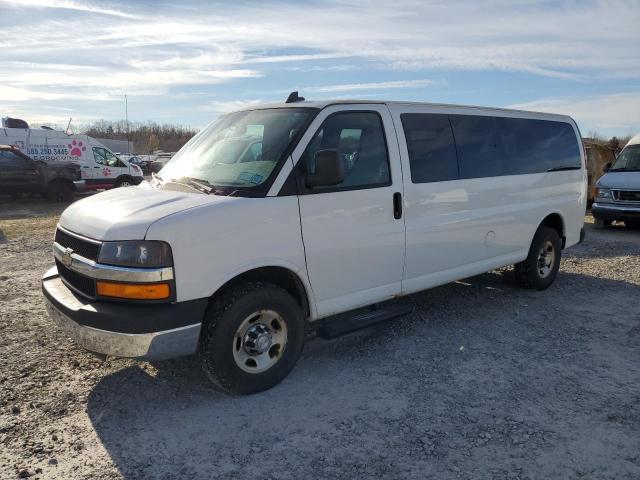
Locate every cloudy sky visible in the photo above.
<box><xmin>1</xmin><ymin>0</ymin><xmax>639</xmax><ymax>137</ymax></box>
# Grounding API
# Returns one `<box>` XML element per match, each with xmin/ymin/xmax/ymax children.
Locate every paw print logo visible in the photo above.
<box><xmin>68</xmin><ymin>140</ymin><xmax>86</xmax><ymax>157</ymax></box>
<box><xmin>102</xmin><ymin>167</ymin><xmax>112</xmax><ymax>177</ymax></box>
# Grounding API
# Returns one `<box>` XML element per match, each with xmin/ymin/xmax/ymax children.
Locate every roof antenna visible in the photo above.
<box><xmin>285</xmin><ymin>91</ymin><xmax>305</xmax><ymax>103</ymax></box>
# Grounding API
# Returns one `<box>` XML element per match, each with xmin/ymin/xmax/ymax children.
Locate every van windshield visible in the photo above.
<box><xmin>610</xmin><ymin>145</ymin><xmax>640</xmax><ymax>171</ymax></box>
<box><xmin>159</xmin><ymin>108</ymin><xmax>316</xmax><ymax>190</ymax></box>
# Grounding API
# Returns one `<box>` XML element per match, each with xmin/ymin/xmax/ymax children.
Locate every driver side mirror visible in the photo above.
<box><xmin>305</xmin><ymin>149</ymin><xmax>346</xmax><ymax>188</ymax></box>
<box><xmin>603</xmin><ymin>161</ymin><xmax>612</xmax><ymax>172</ymax></box>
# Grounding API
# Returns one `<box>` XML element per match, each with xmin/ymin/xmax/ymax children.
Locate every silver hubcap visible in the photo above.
<box><xmin>537</xmin><ymin>240</ymin><xmax>555</xmax><ymax>278</ymax></box>
<box><xmin>120</xmin><ymin>181</ymin><xmax>131</xmax><ymax>187</ymax></box>
<box><xmin>232</xmin><ymin>310</ymin><xmax>287</xmax><ymax>373</ymax></box>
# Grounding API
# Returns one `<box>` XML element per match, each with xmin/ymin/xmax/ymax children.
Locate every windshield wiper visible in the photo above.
<box><xmin>171</xmin><ymin>176</ymin><xmax>215</xmax><ymax>194</ymax></box>
<box><xmin>546</xmin><ymin>166</ymin><xmax>581</xmax><ymax>172</ymax></box>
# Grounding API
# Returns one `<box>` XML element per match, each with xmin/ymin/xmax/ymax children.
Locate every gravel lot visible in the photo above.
<box><xmin>1</xmin><ymin>197</ymin><xmax>639</xmax><ymax>480</ymax></box>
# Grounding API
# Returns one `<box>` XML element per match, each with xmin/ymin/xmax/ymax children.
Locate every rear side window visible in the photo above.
<box><xmin>495</xmin><ymin>117</ymin><xmax>581</xmax><ymax>174</ymax></box>
<box><xmin>449</xmin><ymin>115</ymin><xmax>504</xmax><ymax>179</ymax></box>
<box><xmin>401</xmin><ymin>113</ymin><xmax>459</xmax><ymax>183</ymax></box>
<box><xmin>302</xmin><ymin>111</ymin><xmax>390</xmax><ymax>191</ymax></box>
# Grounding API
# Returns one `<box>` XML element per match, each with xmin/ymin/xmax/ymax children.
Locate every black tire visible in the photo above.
<box><xmin>199</xmin><ymin>282</ymin><xmax>305</xmax><ymax>395</ymax></box>
<box><xmin>514</xmin><ymin>226</ymin><xmax>562</xmax><ymax>290</ymax></box>
<box><xmin>114</xmin><ymin>176</ymin><xmax>133</xmax><ymax>188</ymax></box>
<box><xmin>46</xmin><ymin>181</ymin><xmax>73</xmax><ymax>202</ymax></box>
<box><xmin>593</xmin><ymin>218</ymin><xmax>612</xmax><ymax>229</ymax></box>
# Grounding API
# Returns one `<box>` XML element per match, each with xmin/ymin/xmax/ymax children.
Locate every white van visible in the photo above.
<box><xmin>1</xmin><ymin>120</ymin><xmax>144</xmax><ymax>190</ymax></box>
<box><xmin>592</xmin><ymin>134</ymin><xmax>640</xmax><ymax>228</ymax></box>
<box><xmin>42</xmin><ymin>97</ymin><xmax>587</xmax><ymax>394</ymax></box>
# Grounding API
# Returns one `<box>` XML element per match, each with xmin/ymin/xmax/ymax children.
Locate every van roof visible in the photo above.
<box><xmin>236</xmin><ymin>99</ymin><xmax>575</xmax><ymax>122</ymax></box>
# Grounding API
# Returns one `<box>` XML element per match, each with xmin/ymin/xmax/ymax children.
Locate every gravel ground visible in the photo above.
<box><xmin>1</xmin><ymin>197</ymin><xmax>639</xmax><ymax>480</ymax></box>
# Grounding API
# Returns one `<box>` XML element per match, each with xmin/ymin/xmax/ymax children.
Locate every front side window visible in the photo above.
<box><xmin>401</xmin><ymin>113</ymin><xmax>459</xmax><ymax>183</ymax></box>
<box><xmin>302</xmin><ymin>111</ymin><xmax>390</xmax><ymax>190</ymax></box>
<box><xmin>0</xmin><ymin>150</ymin><xmax>27</xmax><ymax>168</ymax></box>
<box><xmin>611</xmin><ymin>144</ymin><xmax>640</xmax><ymax>171</ymax></box>
<box><xmin>93</xmin><ymin>147</ymin><xmax>125</xmax><ymax>167</ymax></box>
<box><xmin>160</xmin><ymin>108</ymin><xmax>315</xmax><ymax>189</ymax></box>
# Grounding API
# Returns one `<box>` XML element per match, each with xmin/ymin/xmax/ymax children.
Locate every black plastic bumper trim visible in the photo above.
<box><xmin>42</xmin><ymin>270</ymin><xmax>208</xmax><ymax>334</ymax></box>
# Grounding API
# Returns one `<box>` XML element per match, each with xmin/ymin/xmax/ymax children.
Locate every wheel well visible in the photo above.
<box><xmin>540</xmin><ymin>213</ymin><xmax>566</xmax><ymax>248</ymax></box>
<box><xmin>214</xmin><ymin>267</ymin><xmax>310</xmax><ymax>318</ymax></box>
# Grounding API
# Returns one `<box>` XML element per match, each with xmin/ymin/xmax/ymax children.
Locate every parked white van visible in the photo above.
<box><xmin>592</xmin><ymin>134</ymin><xmax>640</xmax><ymax>229</ymax></box>
<box><xmin>42</xmin><ymin>96</ymin><xmax>587</xmax><ymax>394</ymax></box>
<box><xmin>1</xmin><ymin>118</ymin><xmax>144</xmax><ymax>190</ymax></box>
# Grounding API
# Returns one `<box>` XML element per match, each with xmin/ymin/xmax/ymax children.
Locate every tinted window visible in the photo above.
<box><xmin>496</xmin><ymin>117</ymin><xmax>581</xmax><ymax>174</ymax></box>
<box><xmin>0</xmin><ymin>151</ymin><xmax>27</xmax><ymax>168</ymax></box>
<box><xmin>449</xmin><ymin>115</ymin><xmax>503</xmax><ymax>179</ymax></box>
<box><xmin>401</xmin><ymin>113</ymin><xmax>459</xmax><ymax>183</ymax></box>
<box><xmin>303</xmin><ymin>111</ymin><xmax>390</xmax><ymax>190</ymax></box>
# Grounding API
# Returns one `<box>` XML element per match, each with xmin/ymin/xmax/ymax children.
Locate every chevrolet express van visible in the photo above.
<box><xmin>42</xmin><ymin>97</ymin><xmax>587</xmax><ymax>394</ymax></box>
<box><xmin>592</xmin><ymin>134</ymin><xmax>640</xmax><ymax>229</ymax></box>
<box><xmin>1</xmin><ymin>118</ymin><xmax>144</xmax><ymax>190</ymax></box>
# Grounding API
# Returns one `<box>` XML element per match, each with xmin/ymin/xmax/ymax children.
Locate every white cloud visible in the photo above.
<box><xmin>508</xmin><ymin>92</ymin><xmax>640</xmax><ymax>135</ymax></box>
<box><xmin>0</xmin><ymin>0</ymin><xmax>638</xmax><ymax>130</ymax></box>
<box><xmin>0</xmin><ymin>0</ymin><xmax>137</xmax><ymax>18</ymax></box>
<box><xmin>202</xmin><ymin>99</ymin><xmax>265</xmax><ymax>113</ymax></box>
<box><xmin>306</xmin><ymin>79</ymin><xmax>440</xmax><ymax>93</ymax></box>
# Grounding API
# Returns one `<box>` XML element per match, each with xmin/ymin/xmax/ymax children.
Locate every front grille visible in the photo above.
<box><xmin>55</xmin><ymin>259</ymin><xmax>96</xmax><ymax>298</ymax></box>
<box><xmin>613</xmin><ymin>190</ymin><xmax>640</xmax><ymax>203</ymax></box>
<box><xmin>54</xmin><ymin>228</ymin><xmax>101</xmax><ymax>261</ymax></box>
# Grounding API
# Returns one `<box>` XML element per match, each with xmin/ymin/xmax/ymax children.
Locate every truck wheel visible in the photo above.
<box><xmin>514</xmin><ymin>226</ymin><xmax>562</xmax><ymax>290</ymax></box>
<box><xmin>594</xmin><ymin>218</ymin><xmax>612</xmax><ymax>229</ymax></box>
<box><xmin>114</xmin><ymin>176</ymin><xmax>133</xmax><ymax>188</ymax></box>
<box><xmin>46</xmin><ymin>181</ymin><xmax>73</xmax><ymax>202</ymax></box>
<box><xmin>199</xmin><ymin>282</ymin><xmax>305</xmax><ymax>395</ymax></box>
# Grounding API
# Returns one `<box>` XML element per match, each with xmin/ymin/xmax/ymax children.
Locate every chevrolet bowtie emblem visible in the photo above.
<box><xmin>62</xmin><ymin>247</ymin><xmax>74</xmax><ymax>268</ymax></box>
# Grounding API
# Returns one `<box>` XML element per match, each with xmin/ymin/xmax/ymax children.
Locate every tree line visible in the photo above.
<box><xmin>81</xmin><ymin>120</ymin><xmax>198</xmax><ymax>154</ymax></box>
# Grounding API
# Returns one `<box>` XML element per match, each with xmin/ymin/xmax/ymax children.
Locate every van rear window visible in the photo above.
<box><xmin>401</xmin><ymin>113</ymin><xmax>581</xmax><ymax>183</ymax></box>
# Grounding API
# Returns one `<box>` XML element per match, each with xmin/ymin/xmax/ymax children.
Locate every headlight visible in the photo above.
<box><xmin>98</xmin><ymin>241</ymin><xmax>173</xmax><ymax>268</ymax></box>
<box><xmin>596</xmin><ymin>188</ymin><xmax>612</xmax><ymax>199</ymax></box>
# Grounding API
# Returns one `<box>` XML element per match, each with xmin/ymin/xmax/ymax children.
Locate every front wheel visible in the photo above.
<box><xmin>594</xmin><ymin>218</ymin><xmax>612</xmax><ymax>229</ymax></box>
<box><xmin>625</xmin><ymin>220</ymin><xmax>640</xmax><ymax>230</ymax></box>
<box><xmin>46</xmin><ymin>181</ymin><xmax>73</xmax><ymax>202</ymax></box>
<box><xmin>514</xmin><ymin>226</ymin><xmax>562</xmax><ymax>290</ymax></box>
<box><xmin>199</xmin><ymin>282</ymin><xmax>305</xmax><ymax>395</ymax></box>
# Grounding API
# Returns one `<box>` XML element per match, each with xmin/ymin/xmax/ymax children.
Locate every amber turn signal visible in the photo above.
<box><xmin>96</xmin><ymin>281</ymin><xmax>170</xmax><ymax>300</ymax></box>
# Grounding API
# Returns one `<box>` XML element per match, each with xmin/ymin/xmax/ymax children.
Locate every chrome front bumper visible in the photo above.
<box><xmin>42</xmin><ymin>267</ymin><xmax>206</xmax><ymax>360</ymax></box>
<box><xmin>592</xmin><ymin>202</ymin><xmax>640</xmax><ymax>220</ymax></box>
<box><xmin>44</xmin><ymin>297</ymin><xmax>201</xmax><ymax>359</ymax></box>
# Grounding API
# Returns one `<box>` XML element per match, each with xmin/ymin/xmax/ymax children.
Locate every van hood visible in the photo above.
<box><xmin>58</xmin><ymin>184</ymin><xmax>236</xmax><ymax>241</ymax></box>
<box><xmin>597</xmin><ymin>171</ymin><xmax>640</xmax><ymax>190</ymax></box>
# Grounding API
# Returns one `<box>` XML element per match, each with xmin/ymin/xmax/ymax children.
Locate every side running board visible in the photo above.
<box><xmin>317</xmin><ymin>304</ymin><xmax>413</xmax><ymax>339</ymax></box>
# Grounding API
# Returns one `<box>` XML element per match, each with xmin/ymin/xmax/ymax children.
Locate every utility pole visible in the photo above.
<box><xmin>125</xmin><ymin>94</ymin><xmax>130</xmax><ymax>154</ymax></box>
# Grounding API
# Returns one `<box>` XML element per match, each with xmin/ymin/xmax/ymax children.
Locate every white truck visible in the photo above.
<box><xmin>1</xmin><ymin>117</ymin><xmax>144</xmax><ymax>190</ymax></box>
<box><xmin>42</xmin><ymin>95</ymin><xmax>587</xmax><ymax>394</ymax></box>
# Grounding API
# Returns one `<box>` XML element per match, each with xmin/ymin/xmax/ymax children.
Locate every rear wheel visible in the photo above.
<box><xmin>514</xmin><ymin>226</ymin><xmax>562</xmax><ymax>290</ymax></box>
<box><xmin>199</xmin><ymin>282</ymin><xmax>305</xmax><ymax>395</ymax></box>
<box><xmin>46</xmin><ymin>181</ymin><xmax>73</xmax><ymax>202</ymax></box>
<box><xmin>114</xmin><ymin>176</ymin><xmax>132</xmax><ymax>188</ymax></box>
